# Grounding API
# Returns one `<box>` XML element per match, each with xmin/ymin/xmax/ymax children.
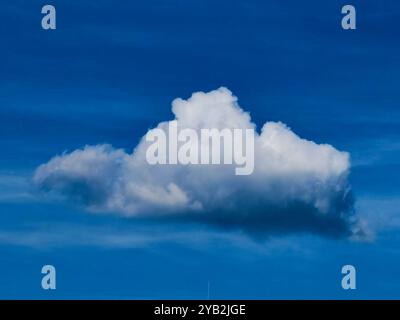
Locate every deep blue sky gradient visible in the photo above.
<box><xmin>0</xmin><ymin>0</ymin><xmax>399</xmax><ymax>298</ymax></box>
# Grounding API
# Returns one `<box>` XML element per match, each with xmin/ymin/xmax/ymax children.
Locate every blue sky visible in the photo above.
<box><xmin>0</xmin><ymin>0</ymin><xmax>400</xmax><ymax>299</ymax></box>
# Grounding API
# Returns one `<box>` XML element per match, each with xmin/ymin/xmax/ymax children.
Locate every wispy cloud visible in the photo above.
<box><xmin>0</xmin><ymin>174</ymin><xmax>36</xmax><ymax>202</ymax></box>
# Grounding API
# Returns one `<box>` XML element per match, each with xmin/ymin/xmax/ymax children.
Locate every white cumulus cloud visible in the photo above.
<box><xmin>33</xmin><ymin>87</ymin><xmax>367</xmax><ymax>239</ymax></box>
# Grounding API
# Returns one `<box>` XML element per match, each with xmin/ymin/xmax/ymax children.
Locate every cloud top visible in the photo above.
<box><xmin>33</xmin><ymin>87</ymin><xmax>367</xmax><ymax>239</ymax></box>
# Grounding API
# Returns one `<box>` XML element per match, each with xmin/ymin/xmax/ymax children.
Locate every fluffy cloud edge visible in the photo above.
<box><xmin>33</xmin><ymin>87</ymin><xmax>370</xmax><ymax>240</ymax></box>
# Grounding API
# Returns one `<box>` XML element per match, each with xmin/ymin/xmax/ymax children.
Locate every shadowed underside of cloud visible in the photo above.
<box><xmin>33</xmin><ymin>87</ymin><xmax>369</xmax><ymax>240</ymax></box>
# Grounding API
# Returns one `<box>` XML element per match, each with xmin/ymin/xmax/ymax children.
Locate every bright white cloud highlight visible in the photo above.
<box><xmin>33</xmin><ymin>87</ymin><xmax>367</xmax><ymax>239</ymax></box>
